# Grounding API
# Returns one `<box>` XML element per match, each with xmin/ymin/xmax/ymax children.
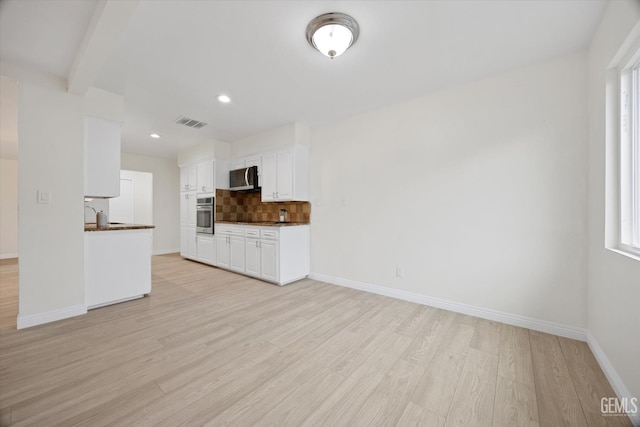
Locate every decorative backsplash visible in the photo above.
<box><xmin>216</xmin><ymin>189</ymin><xmax>311</xmax><ymax>223</ymax></box>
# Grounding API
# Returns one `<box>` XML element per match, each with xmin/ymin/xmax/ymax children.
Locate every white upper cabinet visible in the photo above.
<box><xmin>180</xmin><ymin>164</ymin><xmax>197</xmax><ymax>192</ymax></box>
<box><xmin>196</xmin><ymin>160</ymin><xmax>214</xmax><ymax>194</ymax></box>
<box><xmin>181</xmin><ymin>160</ymin><xmax>214</xmax><ymax>193</ymax></box>
<box><xmin>245</xmin><ymin>156</ymin><xmax>261</xmax><ymax>170</ymax></box>
<box><xmin>275</xmin><ymin>150</ymin><xmax>293</xmax><ymax>200</ymax></box>
<box><xmin>84</xmin><ymin>116</ymin><xmax>121</xmax><ymax>198</ymax></box>
<box><xmin>180</xmin><ymin>192</ymin><xmax>196</xmax><ymax>227</ymax></box>
<box><xmin>261</xmin><ymin>153</ymin><xmax>277</xmax><ymax>202</ymax></box>
<box><xmin>260</xmin><ymin>147</ymin><xmax>308</xmax><ymax>202</ymax></box>
<box><xmin>231</xmin><ymin>156</ymin><xmax>261</xmax><ymax>172</ymax></box>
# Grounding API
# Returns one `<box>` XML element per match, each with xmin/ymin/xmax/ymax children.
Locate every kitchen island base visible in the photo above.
<box><xmin>84</xmin><ymin>227</ymin><xmax>153</xmax><ymax>309</ymax></box>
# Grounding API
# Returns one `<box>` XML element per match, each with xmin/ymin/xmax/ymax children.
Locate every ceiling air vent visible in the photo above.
<box><xmin>174</xmin><ymin>116</ymin><xmax>208</xmax><ymax>129</ymax></box>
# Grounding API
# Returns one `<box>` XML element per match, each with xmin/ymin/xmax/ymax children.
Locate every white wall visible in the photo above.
<box><xmin>230</xmin><ymin>122</ymin><xmax>310</xmax><ymax>159</ymax></box>
<box><xmin>310</xmin><ymin>52</ymin><xmax>588</xmax><ymax>331</ymax></box>
<box><xmin>587</xmin><ymin>0</ymin><xmax>640</xmax><ymax>406</ymax></box>
<box><xmin>0</xmin><ymin>158</ymin><xmax>18</xmax><ymax>258</ymax></box>
<box><xmin>121</xmin><ymin>152</ymin><xmax>179</xmax><ymax>254</ymax></box>
<box><xmin>17</xmin><ymin>79</ymin><xmax>86</xmax><ymax>322</ymax></box>
<box><xmin>177</xmin><ymin>140</ymin><xmax>216</xmax><ymax>167</ymax></box>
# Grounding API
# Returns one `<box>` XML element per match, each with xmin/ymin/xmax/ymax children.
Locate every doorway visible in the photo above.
<box><xmin>110</xmin><ymin>170</ymin><xmax>153</xmax><ymax>225</ymax></box>
<box><xmin>0</xmin><ymin>76</ymin><xmax>19</xmax><ymax>329</ymax></box>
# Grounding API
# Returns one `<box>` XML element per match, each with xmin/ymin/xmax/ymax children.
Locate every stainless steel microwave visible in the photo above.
<box><xmin>229</xmin><ymin>166</ymin><xmax>259</xmax><ymax>191</ymax></box>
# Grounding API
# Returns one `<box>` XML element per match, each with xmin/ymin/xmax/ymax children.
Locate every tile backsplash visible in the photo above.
<box><xmin>216</xmin><ymin>189</ymin><xmax>311</xmax><ymax>223</ymax></box>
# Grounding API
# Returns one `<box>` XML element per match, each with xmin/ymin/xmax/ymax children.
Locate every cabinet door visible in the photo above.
<box><xmin>180</xmin><ymin>193</ymin><xmax>189</xmax><ymax>226</ymax></box>
<box><xmin>180</xmin><ymin>167</ymin><xmax>189</xmax><ymax>192</ymax></box>
<box><xmin>187</xmin><ymin>165</ymin><xmax>197</xmax><ymax>191</ymax></box>
<box><xmin>180</xmin><ymin>225</ymin><xmax>189</xmax><ymax>257</ymax></box>
<box><xmin>197</xmin><ymin>235</ymin><xmax>216</xmax><ymax>265</ymax></box>
<box><xmin>186</xmin><ymin>227</ymin><xmax>197</xmax><ymax>259</ymax></box>
<box><xmin>260</xmin><ymin>239</ymin><xmax>279</xmax><ymax>282</ymax></box>
<box><xmin>216</xmin><ymin>235</ymin><xmax>230</xmax><ymax>268</ymax></box>
<box><xmin>85</xmin><ymin>117</ymin><xmax>121</xmax><ymax>198</ymax></box>
<box><xmin>181</xmin><ymin>164</ymin><xmax>198</xmax><ymax>191</ymax></box>
<box><xmin>276</xmin><ymin>150</ymin><xmax>293</xmax><ymax>200</ymax></box>
<box><xmin>261</xmin><ymin>153</ymin><xmax>277</xmax><ymax>202</ymax></box>
<box><xmin>245</xmin><ymin>238</ymin><xmax>261</xmax><ymax>277</ymax></box>
<box><xmin>187</xmin><ymin>192</ymin><xmax>197</xmax><ymax>228</ymax></box>
<box><xmin>196</xmin><ymin>161</ymin><xmax>214</xmax><ymax>193</ymax></box>
<box><xmin>229</xmin><ymin>235</ymin><xmax>245</xmax><ymax>273</ymax></box>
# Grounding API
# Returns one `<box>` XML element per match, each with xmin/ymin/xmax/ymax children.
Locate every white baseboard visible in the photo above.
<box><xmin>0</xmin><ymin>252</ymin><xmax>18</xmax><ymax>260</ymax></box>
<box><xmin>17</xmin><ymin>304</ymin><xmax>87</xmax><ymax>329</ymax></box>
<box><xmin>152</xmin><ymin>248</ymin><xmax>180</xmax><ymax>256</ymax></box>
<box><xmin>308</xmin><ymin>273</ymin><xmax>587</xmax><ymax>341</ymax></box>
<box><xmin>588</xmin><ymin>332</ymin><xmax>640</xmax><ymax>426</ymax></box>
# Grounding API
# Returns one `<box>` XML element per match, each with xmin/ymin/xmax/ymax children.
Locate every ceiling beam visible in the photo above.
<box><xmin>67</xmin><ymin>0</ymin><xmax>139</xmax><ymax>95</ymax></box>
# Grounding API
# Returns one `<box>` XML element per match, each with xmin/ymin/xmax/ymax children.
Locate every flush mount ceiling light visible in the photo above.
<box><xmin>306</xmin><ymin>12</ymin><xmax>359</xmax><ymax>59</ymax></box>
<box><xmin>149</xmin><ymin>133</ymin><xmax>160</xmax><ymax>139</ymax></box>
<box><xmin>217</xmin><ymin>94</ymin><xmax>231</xmax><ymax>103</ymax></box>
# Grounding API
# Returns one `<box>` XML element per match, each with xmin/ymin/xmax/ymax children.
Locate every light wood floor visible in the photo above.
<box><xmin>0</xmin><ymin>254</ymin><xmax>632</xmax><ymax>426</ymax></box>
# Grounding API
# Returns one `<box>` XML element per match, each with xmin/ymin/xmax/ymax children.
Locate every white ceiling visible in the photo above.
<box><xmin>0</xmin><ymin>0</ymin><xmax>608</xmax><ymax>159</ymax></box>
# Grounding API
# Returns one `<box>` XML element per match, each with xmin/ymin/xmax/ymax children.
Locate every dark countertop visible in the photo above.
<box><xmin>215</xmin><ymin>221</ymin><xmax>310</xmax><ymax>227</ymax></box>
<box><xmin>84</xmin><ymin>223</ymin><xmax>156</xmax><ymax>232</ymax></box>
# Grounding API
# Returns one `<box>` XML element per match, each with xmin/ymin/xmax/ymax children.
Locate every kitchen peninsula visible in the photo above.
<box><xmin>84</xmin><ymin>223</ymin><xmax>155</xmax><ymax>309</ymax></box>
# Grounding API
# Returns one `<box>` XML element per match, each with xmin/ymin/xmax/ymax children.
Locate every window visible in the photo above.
<box><xmin>619</xmin><ymin>49</ymin><xmax>640</xmax><ymax>254</ymax></box>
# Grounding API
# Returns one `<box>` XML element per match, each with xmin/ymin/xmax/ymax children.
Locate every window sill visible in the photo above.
<box><xmin>606</xmin><ymin>246</ymin><xmax>640</xmax><ymax>262</ymax></box>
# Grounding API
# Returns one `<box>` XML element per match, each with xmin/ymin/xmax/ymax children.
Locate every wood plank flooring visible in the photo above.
<box><xmin>0</xmin><ymin>254</ymin><xmax>632</xmax><ymax>426</ymax></box>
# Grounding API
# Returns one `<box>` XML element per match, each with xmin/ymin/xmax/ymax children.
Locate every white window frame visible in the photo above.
<box><xmin>619</xmin><ymin>47</ymin><xmax>640</xmax><ymax>256</ymax></box>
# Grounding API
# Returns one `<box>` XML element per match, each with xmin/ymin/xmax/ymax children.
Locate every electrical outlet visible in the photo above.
<box><xmin>395</xmin><ymin>267</ymin><xmax>404</xmax><ymax>278</ymax></box>
<box><xmin>37</xmin><ymin>190</ymin><xmax>51</xmax><ymax>204</ymax></box>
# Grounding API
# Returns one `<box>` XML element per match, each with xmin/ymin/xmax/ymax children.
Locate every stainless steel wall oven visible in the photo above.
<box><xmin>196</xmin><ymin>197</ymin><xmax>214</xmax><ymax>234</ymax></box>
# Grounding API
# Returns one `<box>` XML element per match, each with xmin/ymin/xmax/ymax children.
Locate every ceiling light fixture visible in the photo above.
<box><xmin>217</xmin><ymin>94</ymin><xmax>231</xmax><ymax>103</ymax></box>
<box><xmin>150</xmin><ymin>133</ymin><xmax>160</xmax><ymax>139</ymax></box>
<box><xmin>306</xmin><ymin>12</ymin><xmax>359</xmax><ymax>59</ymax></box>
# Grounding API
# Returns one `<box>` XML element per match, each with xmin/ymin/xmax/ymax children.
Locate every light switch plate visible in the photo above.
<box><xmin>37</xmin><ymin>190</ymin><xmax>51</xmax><ymax>204</ymax></box>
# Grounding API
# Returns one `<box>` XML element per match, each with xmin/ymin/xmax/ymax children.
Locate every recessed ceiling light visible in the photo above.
<box><xmin>217</xmin><ymin>94</ymin><xmax>231</xmax><ymax>103</ymax></box>
<box><xmin>150</xmin><ymin>133</ymin><xmax>160</xmax><ymax>139</ymax></box>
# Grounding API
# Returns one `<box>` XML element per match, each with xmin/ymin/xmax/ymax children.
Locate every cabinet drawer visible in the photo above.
<box><xmin>217</xmin><ymin>226</ymin><xmax>243</xmax><ymax>236</ymax></box>
<box><xmin>260</xmin><ymin>229</ymin><xmax>279</xmax><ymax>240</ymax></box>
<box><xmin>245</xmin><ymin>228</ymin><xmax>260</xmax><ymax>238</ymax></box>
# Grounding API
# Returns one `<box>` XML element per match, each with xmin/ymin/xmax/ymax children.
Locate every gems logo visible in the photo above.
<box><xmin>600</xmin><ymin>397</ymin><xmax>638</xmax><ymax>417</ymax></box>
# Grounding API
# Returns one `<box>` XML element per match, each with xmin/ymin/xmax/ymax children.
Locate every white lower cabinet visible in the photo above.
<box><xmin>245</xmin><ymin>235</ymin><xmax>279</xmax><ymax>281</ymax></box>
<box><xmin>216</xmin><ymin>235</ymin><xmax>230</xmax><ymax>268</ymax></box>
<box><xmin>215</xmin><ymin>224</ymin><xmax>308</xmax><ymax>285</ymax></box>
<box><xmin>85</xmin><ymin>229</ymin><xmax>152</xmax><ymax>309</ymax></box>
<box><xmin>196</xmin><ymin>235</ymin><xmax>216</xmax><ymax>265</ymax></box>
<box><xmin>260</xmin><ymin>238</ymin><xmax>279</xmax><ymax>282</ymax></box>
<box><xmin>181</xmin><ymin>225</ymin><xmax>197</xmax><ymax>259</ymax></box>
<box><xmin>216</xmin><ymin>226</ymin><xmax>245</xmax><ymax>272</ymax></box>
<box><xmin>229</xmin><ymin>235</ymin><xmax>245</xmax><ymax>273</ymax></box>
<box><xmin>245</xmin><ymin>237</ymin><xmax>261</xmax><ymax>277</ymax></box>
